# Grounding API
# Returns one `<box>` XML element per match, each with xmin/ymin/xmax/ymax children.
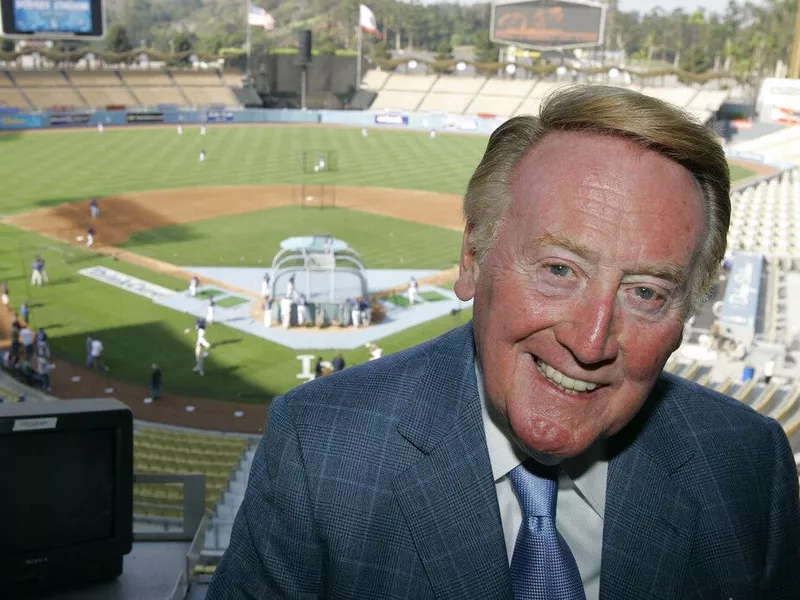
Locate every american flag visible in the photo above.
<box><xmin>248</xmin><ymin>6</ymin><xmax>276</xmax><ymax>30</ymax></box>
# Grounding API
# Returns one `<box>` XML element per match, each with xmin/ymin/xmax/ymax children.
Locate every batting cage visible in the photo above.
<box><xmin>296</xmin><ymin>149</ymin><xmax>339</xmax><ymax>174</ymax></box>
<box><xmin>264</xmin><ymin>234</ymin><xmax>369</xmax><ymax>327</ymax></box>
<box><xmin>293</xmin><ymin>183</ymin><xmax>337</xmax><ymax>209</ymax></box>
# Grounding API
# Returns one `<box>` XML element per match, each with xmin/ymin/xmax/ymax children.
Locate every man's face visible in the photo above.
<box><xmin>455</xmin><ymin>131</ymin><xmax>705</xmax><ymax>458</ymax></box>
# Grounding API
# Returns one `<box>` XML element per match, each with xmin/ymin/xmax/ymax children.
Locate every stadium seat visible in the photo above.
<box><xmin>133</xmin><ymin>426</ymin><xmax>252</xmax><ymax>520</ymax></box>
<box><xmin>0</xmin><ymin>89</ymin><xmax>30</xmax><ymax>109</ymax></box>
<box><xmin>429</xmin><ymin>76</ymin><xmax>485</xmax><ymax>95</ymax></box>
<box><xmin>121</xmin><ymin>70</ymin><xmax>173</xmax><ymax>86</ymax></box>
<box><xmin>362</xmin><ymin>70</ymin><xmax>390</xmax><ymax>91</ymax></box>
<box><xmin>9</xmin><ymin>71</ymin><xmax>69</xmax><ymax>87</ymax></box>
<box><xmin>382</xmin><ymin>74</ymin><xmax>438</xmax><ymax>92</ymax></box>
<box><xmin>65</xmin><ymin>70</ymin><xmax>125</xmax><ymax>87</ymax></box>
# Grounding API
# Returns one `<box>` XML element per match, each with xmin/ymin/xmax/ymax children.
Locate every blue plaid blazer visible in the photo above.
<box><xmin>208</xmin><ymin>323</ymin><xmax>800</xmax><ymax>599</ymax></box>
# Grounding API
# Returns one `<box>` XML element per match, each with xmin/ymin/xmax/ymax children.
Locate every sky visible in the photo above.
<box><xmin>412</xmin><ymin>0</ymin><xmax>761</xmax><ymax>14</ymax></box>
<box><xmin>617</xmin><ymin>0</ymin><xmax>734</xmax><ymax>13</ymax></box>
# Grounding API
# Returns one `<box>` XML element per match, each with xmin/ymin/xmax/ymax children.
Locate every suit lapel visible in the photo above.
<box><xmin>600</xmin><ymin>376</ymin><xmax>700</xmax><ymax>599</ymax></box>
<box><xmin>394</xmin><ymin>323</ymin><xmax>512</xmax><ymax>600</ymax></box>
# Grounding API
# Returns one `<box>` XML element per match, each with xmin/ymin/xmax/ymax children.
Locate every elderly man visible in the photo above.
<box><xmin>208</xmin><ymin>86</ymin><xmax>799</xmax><ymax>599</ymax></box>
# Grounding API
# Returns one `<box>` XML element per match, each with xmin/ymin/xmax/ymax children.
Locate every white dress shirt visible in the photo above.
<box><xmin>476</xmin><ymin>362</ymin><xmax>608</xmax><ymax>600</ymax></box>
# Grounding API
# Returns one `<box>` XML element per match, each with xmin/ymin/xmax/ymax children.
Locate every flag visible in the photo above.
<box><xmin>359</xmin><ymin>4</ymin><xmax>382</xmax><ymax>39</ymax></box>
<box><xmin>248</xmin><ymin>5</ymin><xmax>276</xmax><ymax>30</ymax></box>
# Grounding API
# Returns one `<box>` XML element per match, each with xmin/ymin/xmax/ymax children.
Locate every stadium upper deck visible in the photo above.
<box><xmin>364</xmin><ymin>71</ymin><xmax>730</xmax><ymax>123</ymax></box>
<box><xmin>0</xmin><ymin>68</ymin><xmax>242</xmax><ymax>110</ymax></box>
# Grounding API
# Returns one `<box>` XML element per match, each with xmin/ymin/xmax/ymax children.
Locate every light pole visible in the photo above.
<box><xmin>790</xmin><ymin>0</ymin><xmax>800</xmax><ymax>79</ymax></box>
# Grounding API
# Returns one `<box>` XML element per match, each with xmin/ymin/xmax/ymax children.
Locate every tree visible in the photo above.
<box><xmin>173</xmin><ymin>31</ymin><xmax>194</xmax><ymax>54</ymax></box>
<box><xmin>436</xmin><ymin>39</ymin><xmax>453</xmax><ymax>60</ymax></box>
<box><xmin>432</xmin><ymin>38</ymin><xmax>454</xmax><ymax>74</ymax></box>
<box><xmin>106</xmin><ymin>23</ymin><xmax>133</xmax><ymax>53</ymax></box>
<box><xmin>371</xmin><ymin>41</ymin><xmax>391</xmax><ymax>60</ymax></box>
<box><xmin>473</xmin><ymin>30</ymin><xmax>497</xmax><ymax>63</ymax></box>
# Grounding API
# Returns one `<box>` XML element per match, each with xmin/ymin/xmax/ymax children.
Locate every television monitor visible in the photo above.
<box><xmin>0</xmin><ymin>398</ymin><xmax>132</xmax><ymax>597</ymax></box>
<box><xmin>0</xmin><ymin>0</ymin><xmax>106</xmax><ymax>40</ymax></box>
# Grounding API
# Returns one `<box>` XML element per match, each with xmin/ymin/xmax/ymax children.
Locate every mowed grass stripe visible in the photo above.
<box><xmin>121</xmin><ymin>206</ymin><xmax>463</xmax><ymax>270</ymax></box>
<box><xmin>0</xmin><ymin>126</ymin><xmax>487</xmax><ymax>215</ymax></box>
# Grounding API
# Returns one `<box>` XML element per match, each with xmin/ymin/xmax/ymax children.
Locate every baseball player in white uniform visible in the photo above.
<box><xmin>177</xmin><ymin>124</ymin><xmax>183</xmax><ymax>136</ymax></box>
<box><xmin>193</xmin><ymin>320</ymin><xmax>211</xmax><ymax>376</ymax></box>
<box><xmin>31</xmin><ymin>256</ymin><xmax>47</xmax><ymax>286</ymax></box>
<box><xmin>297</xmin><ymin>294</ymin><xmax>309</xmax><ymax>326</ymax></box>
<box><xmin>263</xmin><ymin>298</ymin><xmax>273</xmax><ymax>328</ymax></box>
<box><xmin>280</xmin><ymin>296</ymin><xmax>293</xmax><ymax>329</ymax></box>
<box><xmin>193</xmin><ymin>344</ymin><xmax>208</xmax><ymax>376</ymax></box>
<box><xmin>350</xmin><ymin>298</ymin><xmax>361</xmax><ymax>328</ymax></box>
<box><xmin>367</xmin><ymin>342</ymin><xmax>383</xmax><ymax>361</ymax></box>
<box><xmin>189</xmin><ymin>276</ymin><xmax>199</xmax><ymax>298</ymax></box>
<box><xmin>206</xmin><ymin>298</ymin><xmax>215</xmax><ymax>324</ymax></box>
<box><xmin>408</xmin><ymin>276</ymin><xmax>419</xmax><ymax>306</ymax></box>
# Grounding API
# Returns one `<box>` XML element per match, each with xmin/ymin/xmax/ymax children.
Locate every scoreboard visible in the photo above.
<box><xmin>1</xmin><ymin>0</ymin><xmax>105</xmax><ymax>39</ymax></box>
<box><xmin>491</xmin><ymin>0</ymin><xmax>605</xmax><ymax>50</ymax></box>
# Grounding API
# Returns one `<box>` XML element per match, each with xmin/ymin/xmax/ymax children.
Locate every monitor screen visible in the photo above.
<box><xmin>0</xmin><ymin>428</ymin><xmax>115</xmax><ymax>553</ymax></box>
<box><xmin>0</xmin><ymin>0</ymin><xmax>105</xmax><ymax>38</ymax></box>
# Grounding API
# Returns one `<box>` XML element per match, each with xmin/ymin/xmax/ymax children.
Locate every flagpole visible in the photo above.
<box><xmin>246</xmin><ymin>0</ymin><xmax>252</xmax><ymax>76</ymax></box>
<box><xmin>356</xmin><ymin>24</ymin><xmax>363</xmax><ymax>92</ymax></box>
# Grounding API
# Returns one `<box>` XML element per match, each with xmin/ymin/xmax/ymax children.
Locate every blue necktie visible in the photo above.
<box><xmin>508</xmin><ymin>461</ymin><xmax>586</xmax><ymax>600</ymax></box>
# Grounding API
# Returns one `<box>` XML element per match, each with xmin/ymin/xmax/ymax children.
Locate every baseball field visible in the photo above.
<box><xmin>0</xmin><ymin>124</ymin><xmax>764</xmax><ymax>424</ymax></box>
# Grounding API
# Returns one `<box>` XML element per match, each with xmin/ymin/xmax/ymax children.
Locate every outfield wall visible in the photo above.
<box><xmin>0</xmin><ymin>106</ymin><xmax>504</xmax><ymax>135</ymax></box>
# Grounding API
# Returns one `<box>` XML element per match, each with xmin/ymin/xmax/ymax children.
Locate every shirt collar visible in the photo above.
<box><xmin>476</xmin><ymin>359</ymin><xmax>608</xmax><ymax>517</ymax></box>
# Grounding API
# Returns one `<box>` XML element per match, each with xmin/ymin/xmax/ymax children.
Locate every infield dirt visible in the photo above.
<box><xmin>6</xmin><ymin>185</ymin><xmax>465</xmax><ymax>248</ymax></box>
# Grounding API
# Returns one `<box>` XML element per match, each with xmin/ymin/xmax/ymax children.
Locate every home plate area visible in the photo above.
<box><xmin>80</xmin><ymin>265</ymin><xmax>470</xmax><ymax>352</ymax></box>
<box><xmin>161</xmin><ymin>267</ymin><xmax>469</xmax><ymax>350</ymax></box>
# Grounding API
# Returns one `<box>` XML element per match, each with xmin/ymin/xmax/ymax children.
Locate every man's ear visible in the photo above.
<box><xmin>454</xmin><ymin>225</ymin><xmax>479</xmax><ymax>301</ymax></box>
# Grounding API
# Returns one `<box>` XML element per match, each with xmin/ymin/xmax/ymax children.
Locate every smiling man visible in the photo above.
<box><xmin>209</xmin><ymin>86</ymin><xmax>800</xmax><ymax>599</ymax></box>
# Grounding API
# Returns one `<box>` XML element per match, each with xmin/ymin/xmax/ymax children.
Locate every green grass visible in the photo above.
<box><xmin>121</xmin><ymin>206</ymin><xmax>462</xmax><ymax>270</ymax></box>
<box><xmin>386</xmin><ymin>294</ymin><xmax>411</xmax><ymax>308</ymax></box>
<box><xmin>0</xmin><ymin>126</ymin><xmax>487</xmax><ymax>216</ymax></box>
<box><xmin>196</xmin><ymin>288</ymin><xmax>225</xmax><ymax>299</ymax></box>
<box><xmin>730</xmin><ymin>164</ymin><xmax>757</xmax><ymax>183</ymax></box>
<box><xmin>0</xmin><ymin>126</ymin><xmax>757</xmax><ymax>217</ymax></box>
<box><xmin>215</xmin><ymin>296</ymin><xmax>249</xmax><ymax>308</ymax></box>
<box><xmin>0</xmin><ymin>124</ymin><xmax>762</xmax><ymax>404</ymax></box>
<box><xmin>0</xmin><ymin>223</ymin><xmax>471</xmax><ymax>401</ymax></box>
<box><xmin>420</xmin><ymin>290</ymin><xmax>449</xmax><ymax>302</ymax></box>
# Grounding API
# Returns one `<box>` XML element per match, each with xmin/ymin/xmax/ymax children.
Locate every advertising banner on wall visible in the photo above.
<box><xmin>126</xmin><ymin>111</ymin><xmax>164</xmax><ymax>124</ymax></box>
<box><xmin>444</xmin><ymin>115</ymin><xmax>478</xmax><ymax>131</ymax></box>
<box><xmin>49</xmin><ymin>112</ymin><xmax>91</xmax><ymax>126</ymax></box>
<box><xmin>0</xmin><ymin>113</ymin><xmax>43</xmax><ymax>129</ymax></box>
<box><xmin>206</xmin><ymin>109</ymin><xmax>235</xmax><ymax>123</ymax></box>
<box><xmin>374</xmin><ymin>113</ymin><xmax>409</xmax><ymax>126</ymax></box>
